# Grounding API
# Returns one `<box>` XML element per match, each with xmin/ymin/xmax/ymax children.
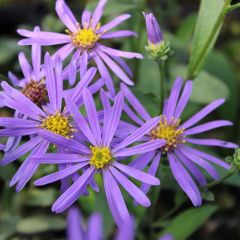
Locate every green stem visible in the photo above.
<box><xmin>187</xmin><ymin>0</ymin><xmax>231</xmax><ymax>79</ymax></box>
<box><xmin>202</xmin><ymin>168</ymin><xmax>236</xmax><ymax>191</ymax></box>
<box><xmin>226</xmin><ymin>3</ymin><xmax>240</xmax><ymax>12</ymax></box>
<box><xmin>158</xmin><ymin>61</ymin><xmax>165</xmax><ymax>114</ymax></box>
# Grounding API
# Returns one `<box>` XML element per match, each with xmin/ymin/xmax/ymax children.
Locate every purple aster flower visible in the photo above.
<box><xmin>67</xmin><ymin>207</ymin><xmax>135</xmax><ymax>240</ymax></box>
<box><xmin>32</xmin><ymin>88</ymin><xmax>164</xmax><ymax>225</ymax></box>
<box><xmin>121</xmin><ymin>77</ymin><xmax>238</xmax><ymax>206</ymax></box>
<box><xmin>0</xmin><ymin>53</ymin><xmax>98</xmax><ymax>191</ymax></box>
<box><xmin>18</xmin><ymin>0</ymin><xmax>143</xmax><ymax>95</ymax></box>
<box><xmin>159</xmin><ymin>234</ymin><xmax>174</xmax><ymax>240</ymax></box>
<box><xmin>143</xmin><ymin>12</ymin><xmax>163</xmax><ymax>45</ymax></box>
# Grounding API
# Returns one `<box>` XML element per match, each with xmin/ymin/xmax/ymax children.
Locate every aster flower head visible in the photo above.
<box><xmin>32</xmin><ymin>88</ymin><xmax>164</xmax><ymax>225</ymax></box>
<box><xmin>67</xmin><ymin>207</ymin><xmax>135</xmax><ymax>240</ymax></box>
<box><xmin>143</xmin><ymin>12</ymin><xmax>172</xmax><ymax>61</ymax></box>
<box><xmin>121</xmin><ymin>77</ymin><xmax>238</xmax><ymax>206</ymax></box>
<box><xmin>0</xmin><ymin>53</ymin><xmax>98</xmax><ymax>191</ymax></box>
<box><xmin>18</xmin><ymin>0</ymin><xmax>143</xmax><ymax>95</ymax></box>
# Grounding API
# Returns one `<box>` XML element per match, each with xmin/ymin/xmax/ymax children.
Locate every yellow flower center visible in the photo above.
<box><xmin>22</xmin><ymin>79</ymin><xmax>48</xmax><ymax>107</ymax></box>
<box><xmin>41</xmin><ymin>112</ymin><xmax>75</xmax><ymax>138</ymax></box>
<box><xmin>66</xmin><ymin>23</ymin><xmax>101</xmax><ymax>49</ymax></box>
<box><xmin>151</xmin><ymin>115</ymin><xmax>185</xmax><ymax>153</ymax></box>
<box><xmin>89</xmin><ymin>146</ymin><xmax>112</xmax><ymax>169</ymax></box>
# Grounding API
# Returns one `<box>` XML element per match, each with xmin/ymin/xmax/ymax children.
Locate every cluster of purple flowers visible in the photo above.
<box><xmin>0</xmin><ymin>0</ymin><xmax>237</xmax><ymax>238</ymax></box>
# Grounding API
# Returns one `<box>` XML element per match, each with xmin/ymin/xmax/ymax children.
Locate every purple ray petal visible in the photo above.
<box><xmin>101</xmin><ymin>30</ymin><xmax>137</xmax><ymax>39</ymax></box>
<box><xmin>8</xmin><ymin>71</ymin><xmax>20</xmax><ymax>86</ymax></box>
<box><xmin>86</xmin><ymin>213</ymin><xmax>103</xmax><ymax>240</ymax></box>
<box><xmin>175</xmin><ymin>149</ymin><xmax>207</xmax><ymax>187</ymax></box>
<box><xmin>113</xmin><ymin>162</ymin><xmax>159</xmax><ymax>185</ymax></box>
<box><xmin>38</xmin><ymin>129</ymin><xmax>90</xmax><ymax>154</ymax></box>
<box><xmin>71</xmin><ymin>67</ymin><xmax>97</xmax><ymax>104</ymax></box>
<box><xmin>65</xmin><ymin>97</ymin><xmax>97</xmax><ymax>145</ymax></box>
<box><xmin>114</xmin><ymin>140</ymin><xmax>165</xmax><ymax>158</ymax></box>
<box><xmin>109</xmin><ymin>166</ymin><xmax>150</xmax><ymax>207</ymax></box>
<box><xmin>92</xmin><ymin>51</ymin><xmax>115</xmax><ymax>95</ymax></box>
<box><xmin>111</xmin><ymin>56</ymin><xmax>133</xmax><ymax>77</ymax></box>
<box><xmin>52</xmin><ymin>167</ymin><xmax>96</xmax><ymax>213</ymax></box>
<box><xmin>113</xmin><ymin>117</ymin><xmax>160</xmax><ymax>153</ymax></box>
<box><xmin>82</xmin><ymin>89</ymin><xmax>102</xmax><ymax>145</ymax></box>
<box><xmin>129</xmin><ymin>151</ymin><xmax>156</xmax><ymax>170</ymax></box>
<box><xmin>18</xmin><ymin>29</ymin><xmax>70</xmax><ymax>46</ymax></box>
<box><xmin>121</xmin><ymin>83</ymin><xmax>151</xmax><ymax>121</ymax></box>
<box><xmin>180</xmin><ymin>99</ymin><xmax>225</xmax><ymax>129</ymax></box>
<box><xmin>123</xmin><ymin>103</ymin><xmax>144</xmax><ymax>126</ymax></box>
<box><xmin>174</xmin><ymin>80</ymin><xmax>192</xmax><ymax>119</ymax></box>
<box><xmin>35</xmin><ymin>162</ymin><xmax>88</xmax><ymax>186</ymax></box>
<box><xmin>0</xmin><ymin>137</ymin><xmax>42</xmax><ymax>166</ymax></box>
<box><xmin>184</xmin><ymin>120</ymin><xmax>233</xmax><ymax>136</ymax></box>
<box><xmin>32</xmin><ymin>27</ymin><xmax>41</xmax><ymax>81</ymax></box>
<box><xmin>99</xmin><ymin>14</ymin><xmax>131</xmax><ymax>32</ymax></box>
<box><xmin>103</xmin><ymin>91</ymin><xmax>124</xmax><ymax>146</ymax></box>
<box><xmin>168</xmin><ymin>152</ymin><xmax>202</xmax><ymax>206</ymax></box>
<box><xmin>52</xmin><ymin>43</ymin><xmax>75</xmax><ymax>62</ymax></box>
<box><xmin>91</xmin><ymin>0</ymin><xmax>107</xmax><ymax>29</ymax></box>
<box><xmin>18</xmin><ymin>52</ymin><xmax>32</xmax><ymax>79</ymax></box>
<box><xmin>186</xmin><ymin>138</ymin><xmax>238</xmax><ymax>149</ymax></box>
<box><xmin>166</xmin><ymin>77</ymin><xmax>183</xmax><ymax>120</ymax></box>
<box><xmin>181</xmin><ymin>145</ymin><xmax>230</xmax><ymax>169</ymax></box>
<box><xmin>80</xmin><ymin>50</ymin><xmax>88</xmax><ymax>79</ymax></box>
<box><xmin>55</xmin><ymin>55</ymin><xmax>63</xmax><ymax>110</ymax></box>
<box><xmin>97</xmin><ymin>43</ymin><xmax>143</xmax><ymax>59</ymax></box>
<box><xmin>179</xmin><ymin>147</ymin><xmax>219</xmax><ymax>179</ymax></box>
<box><xmin>32</xmin><ymin>153</ymin><xmax>89</xmax><ymax>164</ymax></box>
<box><xmin>0</xmin><ymin>118</ymin><xmax>38</xmax><ymax>128</ymax></box>
<box><xmin>0</xmin><ymin>128</ymin><xmax>37</xmax><ymax>137</ymax></box>
<box><xmin>56</xmin><ymin>0</ymin><xmax>77</xmax><ymax>32</ymax></box>
<box><xmin>103</xmin><ymin>169</ymin><xmax>129</xmax><ymax>226</ymax></box>
<box><xmin>81</xmin><ymin>10</ymin><xmax>91</xmax><ymax>27</ymax></box>
<box><xmin>95</xmin><ymin>49</ymin><xmax>134</xmax><ymax>86</ymax></box>
<box><xmin>140</xmin><ymin>152</ymin><xmax>161</xmax><ymax>195</ymax></box>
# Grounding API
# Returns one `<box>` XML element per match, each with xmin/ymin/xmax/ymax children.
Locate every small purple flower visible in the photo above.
<box><xmin>121</xmin><ymin>77</ymin><xmax>238</xmax><ymax>206</ymax></box>
<box><xmin>67</xmin><ymin>207</ymin><xmax>135</xmax><ymax>240</ymax></box>
<box><xmin>32</xmin><ymin>88</ymin><xmax>164</xmax><ymax>225</ymax></box>
<box><xmin>0</xmin><ymin>53</ymin><xmax>98</xmax><ymax>191</ymax></box>
<box><xmin>18</xmin><ymin>0</ymin><xmax>143</xmax><ymax>95</ymax></box>
<box><xmin>143</xmin><ymin>12</ymin><xmax>163</xmax><ymax>45</ymax></box>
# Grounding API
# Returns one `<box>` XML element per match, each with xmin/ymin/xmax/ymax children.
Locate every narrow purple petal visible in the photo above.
<box><xmin>86</xmin><ymin>213</ymin><xmax>103</xmax><ymax>240</ymax></box>
<box><xmin>99</xmin><ymin>14</ymin><xmax>131</xmax><ymax>32</ymax></box>
<box><xmin>103</xmin><ymin>91</ymin><xmax>124</xmax><ymax>146</ymax></box>
<box><xmin>121</xmin><ymin>83</ymin><xmax>151</xmax><ymax>121</ymax></box>
<box><xmin>32</xmin><ymin>26</ymin><xmax>41</xmax><ymax>81</ymax></box>
<box><xmin>186</xmin><ymin>138</ymin><xmax>238</xmax><ymax>149</ymax></box>
<box><xmin>168</xmin><ymin>152</ymin><xmax>202</xmax><ymax>206</ymax></box>
<box><xmin>101</xmin><ymin>30</ymin><xmax>137</xmax><ymax>39</ymax></box>
<box><xmin>82</xmin><ymin>89</ymin><xmax>102</xmax><ymax>145</ymax></box>
<box><xmin>81</xmin><ymin>10</ymin><xmax>91</xmax><ymax>27</ymax></box>
<box><xmin>52</xmin><ymin>43</ymin><xmax>75</xmax><ymax>62</ymax></box>
<box><xmin>103</xmin><ymin>169</ymin><xmax>129</xmax><ymax>226</ymax></box>
<box><xmin>0</xmin><ymin>118</ymin><xmax>38</xmax><ymax>128</ymax></box>
<box><xmin>113</xmin><ymin>117</ymin><xmax>160</xmax><ymax>153</ymax></box>
<box><xmin>97</xmin><ymin>44</ymin><xmax>143</xmax><ymax>59</ymax></box>
<box><xmin>18</xmin><ymin>52</ymin><xmax>32</xmax><ymax>79</ymax></box>
<box><xmin>113</xmin><ymin>162</ymin><xmax>160</xmax><ymax>185</ymax></box>
<box><xmin>0</xmin><ymin>137</ymin><xmax>42</xmax><ymax>166</ymax></box>
<box><xmin>91</xmin><ymin>0</ymin><xmax>107</xmax><ymax>29</ymax></box>
<box><xmin>38</xmin><ymin>129</ymin><xmax>90</xmax><ymax>154</ymax></box>
<box><xmin>179</xmin><ymin>147</ymin><xmax>219</xmax><ymax>179</ymax></box>
<box><xmin>181</xmin><ymin>145</ymin><xmax>230</xmax><ymax>169</ymax></box>
<box><xmin>111</xmin><ymin>56</ymin><xmax>133</xmax><ymax>77</ymax></box>
<box><xmin>129</xmin><ymin>151</ymin><xmax>156</xmax><ymax>170</ymax></box>
<box><xmin>52</xmin><ymin>167</ymin><xmax>95</xmax><ymax>213</ymax></box>
<box><xmin>165</xmin><ymin>77</ymin><xmax>183</xmax><ymax>120</ymax></box>
<box><xmin>0</xmin><ymin>128</ymin><xmax>37</xmax><ymax>137</ymax></box>
<box><xmin>115</xmin><ymin>140</ymin><xmax>165</xmax><ymax>157</ymax></box>
<box><xmin>174</xmin><ymin>81</ymin><xmax>192</xmax><ymax>119</ymax></box>
<box><xmin>56</xmin><ymin>0</ymin><xmax>77</xmax><ymax>32</ymax></box>
<box><xmin>32</xmin><ymin>153</ymin><xmax>89</xmax><ymax>164</ymax></box>
<box><xmin>180</xmin><ymin>99</ymin><xmax>225</xmax><ymax>129</ymax></box>
<box><xmin>109</xmin><ymin>166</ymin><xmax>151</xmax><ymax>207</ymax></box>
<box><xmin>184</xmin><ymin>120</ymin><xmax>233</xmax><ymax>136</ymax></box>
<box><xmin>34</xmin><ymin>162</ymin><xmax>88</xmax><ymax>186</ymax></box>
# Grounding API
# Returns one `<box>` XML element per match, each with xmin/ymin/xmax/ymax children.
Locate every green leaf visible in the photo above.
<box><xmin>0</xmin><ymin>215</ymin><xmax>19</xmax><ymax>240</ymax></box>
<box><xmin>202</xmin><ymin>191</ymin><xmax>215</xmax><ymax>202</ymax></box>
<box><xmin>172</xmin><ymin>65</ymin><xmax>229</xmax><ymax>104</ymax></box>
<box><xmin>159</xmin><ymin>205</ymin><xmax>218</xmax><ymax>240</ymax></box>
<box><xmin>187</xmin><ymin>0</ymin><xmax>226</xmax><ymax>78</ymax></box>
<box><xmin>16</xmin><ymin>216</ymin><xmax>65</xmax><ymax>234</ymax></box>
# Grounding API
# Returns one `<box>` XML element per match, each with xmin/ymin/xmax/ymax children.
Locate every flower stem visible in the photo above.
<box><xmin>158</xmin><ymin>61</ymin><xmax>165</xmax><ymax>114</ymax></box>
<box><xmin>202</xmin><ymin>168</ymin><xmax>236</xmax><ymax>191</ymax></box>
<box><xmin>226</xmin><ymin>3</ymin><xmax>240</xmax><ymax>12</ymax></box>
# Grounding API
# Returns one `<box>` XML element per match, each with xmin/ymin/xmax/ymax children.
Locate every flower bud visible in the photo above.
<box><xmin>143</xmin><ymin>12</ymin><xmax>172</xmax><ymax>61</ymax></box>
